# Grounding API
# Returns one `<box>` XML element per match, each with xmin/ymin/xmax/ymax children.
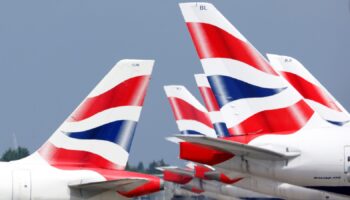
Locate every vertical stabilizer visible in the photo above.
<box><xmin>267</xmin><ymin>54</ymin><xmax>350</xmax><ymax>126</ymax></box>
<box><xmin>164</xmin><ymin>85</ymin><xmax>216</xmax><ymax>137</ymax></box>
<box><xmin>37</xmin><ymin>59</ymin><xmax>154</xmax><ymax>170</ymax></box>
<box><xmin>179</xmin><ymin>2</ymin><xmax>321</xmax><ymax>137</ymax></box>
<box><xmin>194</xmin><ymin>74</ymin><xmax>230</xmax><ymax>137</ymax></box>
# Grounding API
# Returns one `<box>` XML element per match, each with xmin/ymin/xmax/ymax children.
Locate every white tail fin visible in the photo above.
<box><xmin>179</xmin><ymin>2</ymin><xmax>328</xmax><ymax>139</ymax></box>
<box><xmin>164</xmin><ymin>85</ymin><xmax>216</xmax><ymax>138</ymax></box>
<box><xmin>267</xmin><ymin>54</ymin><xmax>350</xmax><ymax>126</ymax></box>
<box><xmin>194</xmin><ymin>74</ymin><xmax>230</xmax><ymax>137</ymax></box>
<box><xmin>36</xmin><ymin>59</ymin><xmax>154</xmax><ymax>170</ymax></box>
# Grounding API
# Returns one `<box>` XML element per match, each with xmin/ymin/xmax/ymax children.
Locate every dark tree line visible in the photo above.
<box><xmin>0</xmin><ymin>147</ymin><xmax>29</xmax><ymax>161</ymax></box>
<box><xmin>0</xmin><ymin>147</ymin><xmax>168</xmax><ymax>175</ymax></box>
<box><xmin>126</xmin><ymin>159</ymin><xmax>168</xmax><ymax>174</ymax></box>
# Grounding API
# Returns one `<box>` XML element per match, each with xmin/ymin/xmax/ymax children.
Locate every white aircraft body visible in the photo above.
<box><xmin>0</xmin><ymin>59</ymin><xmax>163</xmax><ymax>200</ymax></box>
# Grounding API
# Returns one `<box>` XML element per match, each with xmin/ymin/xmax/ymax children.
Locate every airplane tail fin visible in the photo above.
<box><xmin>194</xmin><ymin>74</ymin><xmax>230</xmax><ymax>137</ymax></box>
<box><xmin>267</xmin><ymin>54</ymin><xmax>350</xmax><ymax>126</ymax></box>
<box><xmin>179</xmin><ymin>2</ymin><xmax>323</xmax><ymax>137</ymax></box>
<box><xmin>36</xmin><ymin>59</ymin><xmax>154</xmax><ymax>170</ymax></box>
<box><xmin>164</xmin><ymin>85</ymin><xmax>216</xmax><ymax>137</ymax></box>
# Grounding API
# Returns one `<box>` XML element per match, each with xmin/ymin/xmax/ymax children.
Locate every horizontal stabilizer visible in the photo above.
<box><xmin>165</xmin><ymin>136</ymin><xmax>184</xmax><ymax>144</ymax></box>
<box><xmin>157</xmin><ymin>166</ymin><xmax>194</xmax><ymax>177</ymax></box>
<box><xmin>69</xmin><ymin>178</ymin><xmax>148</xmax><ymax>192</ymax></box>
<box><xmin>203</xmin><ymin>171</ymin><xmax>223</xmax><ymax>179</ymax></box>
<box><xmin>176</xmin><ymin>135</ymin><xmax>300</xmax><ymax>161</ymax></box>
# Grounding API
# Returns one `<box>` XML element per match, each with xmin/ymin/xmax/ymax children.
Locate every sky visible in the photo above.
<box><xmin>0</xmin><ymin>0</ymin><xmax>349</xmax><ymax>166</ymax></box>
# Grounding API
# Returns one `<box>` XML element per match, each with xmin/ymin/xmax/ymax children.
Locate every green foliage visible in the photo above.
<box><xmin>137</xmin><ymin>161</ymin><xmax>145</xmax><ymax>172</ymax></box>
<box><xmin>125</xmin><ymin>162</ymin><xmax>131</xmax><ymax>171</ymax></box>
<box><xmin>127</xmin><ymin>159</ymin><xmax>169</xmax><ymax>174</ymax></box>
<box><xmin>0</xmin><ymin>147</ymin><xmax>30</xmax><ymax>161</ymax></box>
<box><xmin>0</xmin><ymin>146</ymin><xmax>168</xmax><ymax>176</ymax></box>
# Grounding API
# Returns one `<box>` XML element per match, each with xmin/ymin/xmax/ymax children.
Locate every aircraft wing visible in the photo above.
<box><xmin>176</xmin><ymin>135</ymin><xmax>300</xmax><ymax>161</ymax></box>
<box><xmin>69</xmin><ymin>178</ymin><xmax>148</xmax><ymax>192</ymax></box>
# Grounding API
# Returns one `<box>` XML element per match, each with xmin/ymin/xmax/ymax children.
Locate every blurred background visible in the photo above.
<box><xmin>0</xmin><ymin>0</ymin><xmax>349</xmax><ymax>167</ymax></box>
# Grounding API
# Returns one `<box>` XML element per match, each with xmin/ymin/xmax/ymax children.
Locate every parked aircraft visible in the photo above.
<box><xmin>175</xmin><ymin>2</ymin><xmax>350</xmax><ymax>198</ymax></box>
<box><xmin>164</xmin><ymin>84</ymin><xmax>348</xmax><ymax>200</ymax></box>
<box><xmin>0</xmin><ymin>59</ymin><xmax>163</xmax><ymax>200</ymax></box>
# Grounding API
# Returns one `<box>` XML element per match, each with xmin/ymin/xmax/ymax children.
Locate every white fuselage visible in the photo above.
<box><xmin>0</xmin><ymin>154</ymin><xmax>129</xmax><ymax>200</ymax></box>
<box><xmin>215</xmin><ymin>126</ymin><xmax>350</xmax><ymax>193</ymax></box>
<box><xmin>233</xmin><ymin>174</ymin><xmax>349</xmax><ymax>200</ymax></box>
<box><xmin>181</xmin><ymin>178</ymin><xmax>274</xmax><ymax>199</ymax></box>
<box><xmin>179</xmin><ymin>173</ymin><xmax>350</xmax><ymax>200</ymax></box>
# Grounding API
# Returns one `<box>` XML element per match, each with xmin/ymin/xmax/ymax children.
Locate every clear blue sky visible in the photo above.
<box><xmin>0</xmin><ymin>0</ymin><xmax>349</xmax><ymax>165</ymax></box>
